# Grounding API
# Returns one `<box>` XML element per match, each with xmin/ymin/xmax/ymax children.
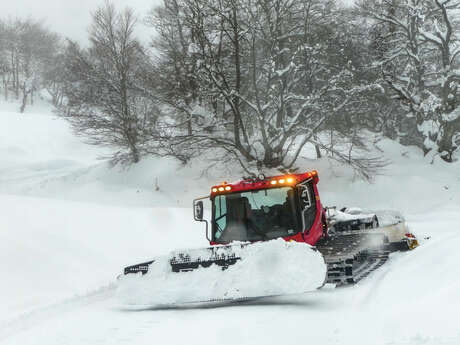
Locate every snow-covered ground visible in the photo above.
<box><xmin>1</xmin><ymin>101</ymin><xmax>460</xmax><ymax>345</ymax></box>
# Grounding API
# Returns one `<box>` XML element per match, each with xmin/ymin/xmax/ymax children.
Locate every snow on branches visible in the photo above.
<box><xmin>150</xmin><ymin>0</ymin><xmax>381</xmax><ymax>174</ymax></box>
<box><xmin>360</xmin><ymin>0</ymin><xmax>460</xmax><ymax>162</ymax></box>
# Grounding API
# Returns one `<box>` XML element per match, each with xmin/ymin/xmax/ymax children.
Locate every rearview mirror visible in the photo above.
<box><xmin>193</xmin><ymin>197</ymin><xmax>210</xmax><ymax>241</ymax></box>
<box><xmin>194</xmin><ymin>200</ymin><xmax>204</xmax><ymax>221</ymax></box>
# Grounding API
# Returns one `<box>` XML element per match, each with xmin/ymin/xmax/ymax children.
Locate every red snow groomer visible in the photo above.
<box><xmin>122</xmin><ymin>171</ymin><xmax>417</xmax><ymax>305</ymax></box>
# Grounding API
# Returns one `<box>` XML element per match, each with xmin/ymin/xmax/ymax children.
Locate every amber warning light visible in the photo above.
<box><xmin>211</xmin><ymin>171</ymin><xmax>318</xmax><ymax>194</ymax></box>
<box><xmin>270</xmin><ymin>176</ymin><xmax>295</xmax><ymax>185</ymax></box>
<box><xmin>212</xmin><ymin>185</ymin><xmax>232</xmax><ymax>193</ymax></box>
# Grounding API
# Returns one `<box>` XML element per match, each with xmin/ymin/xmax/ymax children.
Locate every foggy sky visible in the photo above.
<box><xmin>0</xmin><ymin>0</ymin><xmax>354</xmax><ymax>45</ymax></box>
<box><xmin>0</xmin><ymin>0</ymin><xmax>162</xmax><ymax>44</ymax></box>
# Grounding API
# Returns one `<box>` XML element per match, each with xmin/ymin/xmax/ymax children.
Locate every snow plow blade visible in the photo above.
<box><xmin>117</xmin><ymin>239</ymin><xmax>327</xmax><ymax>307</ymax></box>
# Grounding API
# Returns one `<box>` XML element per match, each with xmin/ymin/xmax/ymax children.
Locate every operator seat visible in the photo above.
<box><xmin>279</xmin><ymin>189</ymin><xmax>296</xmax><ymax>230</ymax></box>
<box><xmin>219</xmin><ymin>196</ymin><xmax>249</xmax><ymax>242</ymax></box>
<box><xmin>241</xmin><ymin>197</ymin><xmax>252</xmax><ymax>220</ymax></box>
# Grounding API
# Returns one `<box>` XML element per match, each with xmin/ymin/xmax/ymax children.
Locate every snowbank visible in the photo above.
<box><xmin>0</xmin><ymin>194</ymin><xmax>208</xmax><ymax>323</ymax></box>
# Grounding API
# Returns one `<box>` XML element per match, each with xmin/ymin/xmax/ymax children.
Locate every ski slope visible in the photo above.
<box><xmin>1</xmin><ymin>101</ymin><xmax>460</xmax><ymax>345</ymax></box>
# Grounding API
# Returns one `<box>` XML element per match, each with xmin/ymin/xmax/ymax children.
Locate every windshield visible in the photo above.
<box><xmin>213</xmin><ymin>187</ymin><xmax>299</xmax><ymax>243</ymax></box>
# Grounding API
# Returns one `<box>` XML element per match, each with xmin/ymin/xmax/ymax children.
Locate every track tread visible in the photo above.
<box><xmin>317</xmin><ymin>232</ymin><xmax>389</xmax><ymax>286</ymax></box>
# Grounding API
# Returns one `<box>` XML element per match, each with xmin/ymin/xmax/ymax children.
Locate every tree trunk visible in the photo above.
<box><xmin>10</xmin><ymin>52</ymin><xmax>16</xmax><ymax>99</ymax></box>
<box><xmin>130</xmin><ymin>143</ymin><xmax>140</xmax><ymax>163</ymax></box>
<box><xmin>3</xmin><ymin>78</ymin><xmax>8</xmax><ymax>101</ymax></box>
<box><xmin>315</xmin><ymin>144</ymin><xmax>322</xmax><ymax>159</ymax></box>
<box><xmin>187</xmin><ymin>117</ymin><xmax>192</xmax><ymax>136</ymax></box>
<box><xmin>232</xmin><ymin>7</ymin><xmax>243</xmax><ymax>155</ymax></box>
<box><xmin>438</xmin><ymin>117</ymin><xmax>460</xmax><ymax>162</ymax></box>
<box><xmin>15</xmin><ymin>61</ymin><xmax>19</xmax><ymax>99</ymax></box>
<box><xmin>20</xmin><ymin>85</ymin><xmax>28</xmax><ymax>113</ymax></box>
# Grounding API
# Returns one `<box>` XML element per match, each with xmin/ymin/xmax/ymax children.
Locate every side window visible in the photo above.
<box><xmin>298</xmin><ymin>181</ymin><xmax>317</xmax><ymax>232</ymax></box>
<box><xmin>214</xmin><ymin>195</ymin><xmax>227</xmax><ymax>239</ymax></box>
<box><xmin>299</xmin><ymin>183</ymin><xmax>312</xmax><ymax>210</ymax></box>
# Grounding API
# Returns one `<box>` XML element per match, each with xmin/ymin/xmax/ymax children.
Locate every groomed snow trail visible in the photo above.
<box><xmin>2</xmin><ymin>220</ymin><xmax>460</xmax><ymax>345</ymax></box>
<box><xmin>1</xmin><ymin>102</ymin><xmax>460</xmax><ymax>345</ymax></box>
<box><xmin>0</xmin><ymin>285</ymin><xmax>116</xmax><ymax>342</ymax></box>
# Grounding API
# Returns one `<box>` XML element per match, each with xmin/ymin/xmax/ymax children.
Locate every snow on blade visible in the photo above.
<box><xmin>116</xmin><ymin>239</ymin><xmax>326</xmax><ymax>306</ymax></box>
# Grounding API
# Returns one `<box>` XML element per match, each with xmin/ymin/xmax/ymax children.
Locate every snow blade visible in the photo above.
<box><xmin>123</xmin><ymin>245</ymin><xmax>244</xmax><ymax>276</ymax></box>
<box><xmin>117</xmin><ymin>239</ymin><xmax>327</xmax><ymax>307</ymax></box>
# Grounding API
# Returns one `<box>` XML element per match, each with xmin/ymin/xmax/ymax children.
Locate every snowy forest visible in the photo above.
<box><xmin>1</xmin><ymin>0</ymin><xmax>460</xmax><ymax>177</ymax></box>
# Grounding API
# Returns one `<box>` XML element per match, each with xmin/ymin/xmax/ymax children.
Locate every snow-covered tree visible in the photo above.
<box><xmin>59</xmin><ymin>3</ymin><xmax>158</xmax><ymax>164</ymax></box>
<box><xmin>359</xmin><ymin>0</ymin><xmax>460</xmax><ymax>162</ymax></box>
<box><xmin>151</xmin><ymin>0</ymin><xmax>380</xmax><ymax>173</ymax></box>
<box><xmin>0</xmin><ymin>18</ymin><xmax>60</xmax><ymax>111</ymax></box>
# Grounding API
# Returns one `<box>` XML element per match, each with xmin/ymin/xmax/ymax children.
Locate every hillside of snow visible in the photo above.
<box><xmin>1</xmin><ymin>101</ymin><xmax>460</xmax><ymax>345</ymax></box>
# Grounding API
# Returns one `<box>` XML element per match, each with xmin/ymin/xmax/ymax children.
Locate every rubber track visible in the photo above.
<box><xmin>316</xmin><ymin>233</ymin><xmax>389</xmax><ymax>286</ymax></box>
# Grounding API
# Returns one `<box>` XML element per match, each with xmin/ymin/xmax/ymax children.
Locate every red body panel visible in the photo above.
<box><xmin>302</xmin><ymin>182</ymin><xmax>326</xmax><ymax>246</ymax></box>
<box><xmin>209</xmin><ymin>171</ymin><xmax>327</xmax><ymax>247</ymax></box>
